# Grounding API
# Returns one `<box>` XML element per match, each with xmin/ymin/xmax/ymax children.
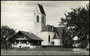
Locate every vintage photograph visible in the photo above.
<box><xmin>1</xmin><ymin>1</ymin><xmax>89</xmax><ymax>56</ymax></box>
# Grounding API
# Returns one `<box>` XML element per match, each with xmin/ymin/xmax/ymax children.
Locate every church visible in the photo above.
<box><xmin>8</xmin><ymin>3</ymin><xmax>65</xmax><ymax>48</ymax></box>
<box><xmin>33</xmin><ymin>4</ymin><xmax>65</xmax><ymax>46</ymax></box>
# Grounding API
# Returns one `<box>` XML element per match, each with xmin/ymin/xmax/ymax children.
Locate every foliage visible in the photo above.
<box><xmin>60</xmin><ymin>4</ymin><xmax>89</xmax><ymax>48</ymax></box>
<box><xmin>61</xmin><ymin>29</ymin><xmax>74</xmax><ymax>48</ymax></box>
<box><xmin>1</xmin><ymin>26</ymin><xmax>15</xmax><ymax>49</ymax></box>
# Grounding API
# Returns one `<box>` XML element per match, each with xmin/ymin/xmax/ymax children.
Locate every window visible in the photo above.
<box><xmin>38</xmin><ymin>41</ymin><xmax>40</xmax><ymax>45</ymax></box>
<box><xmin>37</xmin><ymin>16</ymin><xmax>39</xmax><ymax>22</ymax></box>
<box><xmin>14</xmin><ymin>42</ymin><xmax>17</xmax><ymax>45</ymax></box>
<box><xmin>42</xmin><ymin>16</ymin><xmax>44</xmax><ymax>23</ymax></box>
<box><xmin>48</xmin><ymin>35</ymin><xmax>50</xmax><ymax>42</ymax></box>
<box><xmin>24</xmin><ymin>36</ymin><xmax>26</xmax><ymax>38</ymax></box>
<box><xmin>51</xmin><ymin>41</ymin><xmax>54</xmax><ymax>45</ymax></box>
<box><xmin>19</xmin><ymin>41</ymin><xmax>21</xmax><ymax>44</ymax></box>
<box><xmin>26</xmin><ymin>41</ymin><xmax>29</xmax><ymax>45</ymax></box>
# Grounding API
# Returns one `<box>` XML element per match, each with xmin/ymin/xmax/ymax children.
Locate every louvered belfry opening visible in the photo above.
<box><xmin>37</xmin><ymin>15</ymin><xmax>39</xmax><ymax>22</ymax></box>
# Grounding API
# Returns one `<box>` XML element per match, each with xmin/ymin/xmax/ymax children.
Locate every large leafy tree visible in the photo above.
<box><xmin>61</xmin><ymin>29</ymin><xmax>74</xmax><ymax>48</ymax></box>
<box><xmin>1</xmin><ymin>26</ymin><xmax>15</xmax><ymax>49</ymax></box>
<box><xmin>60</xmin><ymin>4</ymin><xmax>89</xmax><ymax>48</ymax></box>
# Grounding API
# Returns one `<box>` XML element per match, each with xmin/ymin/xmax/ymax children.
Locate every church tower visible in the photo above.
<box><xmin>34</xmin><ymin>4</ymin><xmax>46</xmax><ymax>35</ymax></box>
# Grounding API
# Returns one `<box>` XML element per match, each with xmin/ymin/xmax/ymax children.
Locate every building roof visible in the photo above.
<box><xmin>42</xmin><ymin>25</ymin><xmax>55</xmax><ymax>32</ymax></box>
<box><xmin>42</xmin><ymin>25</ymin><xmax>65</xmax><ymax>32</ymax></box>
<box><xmin>42</xmin><ymin>25</ymin><xmax>65</xmax><ymax>39</ymax></box>
<box><xmin>52</xmin><ymin>33</ymin><xmax>60</xmax><ymax>39</ymax></box>
<box><xmin>54</xmin><ymin>27</ymin><xmax>66</xmax><ymax>39</ymax></box>
<box><xmin>19</xmin><ymin>31</ymin><xmax>43</xmax><ymax>41</ymax></box>
<box><xmin>55</xmin><ymin>27</ymin><xmax>65</xmax><ymax>36</ymax></box>
<box><xmin>52</xmin><ymin>27</ymin><xmax>65</xmax><ymax>39</ymax></box>
<box><xmin>38</xmin><ymin>4</ymin><xmax>46</xmax><ymax>15</ymax></box>
<box><xmin>8</xmin><ymin>31</ymin><xmax>43</xmax><ymax>41</ymax></box>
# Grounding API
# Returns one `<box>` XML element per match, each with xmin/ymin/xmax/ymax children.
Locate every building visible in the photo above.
<box><xmin>34</xmin><ymin>4</ymin><xmax>65</xmax><ymax>46</ymax></box>
<box><xmin>8</xmin><ymin>31</ymin><xmax>43</xmax><ymax>48</ymax></box>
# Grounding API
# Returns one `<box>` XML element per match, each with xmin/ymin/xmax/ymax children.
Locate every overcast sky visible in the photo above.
<box><xmin>1</xmin><ymin>1</ymin><xmax>89</xmax><ymax>32</ymax></box>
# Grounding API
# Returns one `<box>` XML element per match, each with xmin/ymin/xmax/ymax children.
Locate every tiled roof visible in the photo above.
<box><xmin>19</xmin><ymin>31</ymin><xmax>43</xmax><ymax>41</ymax></box>
<box><xmin>38</xmin><ymin>4</ymin><xmax>46</xmax><ymax>15</ymax></box>
<box><xmin>42</xmin><ymin>25</ymin><xmax>65</xmax><ymax>39</ymax></box>
<box><xmin>52</xmin><ymin>33</ymin><xmax>60</xmax><ymax>39</ymax></box>
<box><xmin>55</xmin><ymin>27</ymin><xmax>66</xmax><ymax>38</ymax></box>
<box><xmin>42</xmin><ymin>25</ymin><xmax>55</xmax><ymax>32</ymax></box>
<box><xmin>52</xmin><ymin>27</ymin><xmax>66</xmax><ymax>39</ymax></box>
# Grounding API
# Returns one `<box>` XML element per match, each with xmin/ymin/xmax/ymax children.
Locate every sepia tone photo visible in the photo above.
<box><xmin>1</xmin><ymin>1</ymin><xmax>89</xmax><ymax>56</ymax></box>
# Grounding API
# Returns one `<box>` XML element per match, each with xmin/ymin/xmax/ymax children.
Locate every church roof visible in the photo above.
<box><xmin>42</xmin><ymin>25</ymin><xmax>66</xmax><ymax>39</ymax></box>
<box><xmin>38</xmin><ymin>4</ymin><xmax>46</xmax><ymax>15</ymax></box>
<box><xmin>55</xmin><ymin>27</ymin><xmax>66</xmax><ymax>38</ymax></box>
<box><xmin>42</xmin><ymin>25</ymin><xmax>65</xmax><ymax>33</ymax></box>
<box><xmin>19</xmin><ymin>31</ymin><xmax>43</xmax><ymax>41</ymax></box>
<box><xmin>42</xmin><ymin>25</ymin><xmax>55</xmax><ymax>32</ymax></box>
<box><xmin>52</xmin><ymin>33</ymin><xmax>60</xmax><ymax>39</ymax></box>
<box><xmin>52</xmin><ymin>27</ymin><xmax>65</xmax><ymax>39</ymax></box>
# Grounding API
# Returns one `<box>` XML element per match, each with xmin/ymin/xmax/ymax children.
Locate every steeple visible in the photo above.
<box><xmin>34</xmin><ymin>3</ymin><xmax>46</xmax><ymax>15</ymax></box>
<box><xmin>37</xmin><ymin>3</ymin><xmax>46</xmax><ymax>15</ymax></box>
<box><xmin>34</xmin><ymin>3</ymin><xmax>46</xmax><ymax>35</ymax></box>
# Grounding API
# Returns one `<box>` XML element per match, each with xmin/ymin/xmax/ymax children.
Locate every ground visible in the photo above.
<box><xmin>1</xmin><ymin>48</ymin><xmax>89</xmax><ymax>56</ymax></box>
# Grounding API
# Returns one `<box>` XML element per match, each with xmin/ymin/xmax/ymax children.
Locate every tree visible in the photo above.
<box><xmin>59</xmin><ymin>4</ymin><xmax>89</xmax><ymax>48</ymax></box>
<box><xmin>61</xmin><ymin>28</ymin><xmax>74</xmax><ymax>48</ymax></box>
<box><xmin>1</xmin><ymin>26</ymin><xmax>15</xmax><ymax>49</ymax></box>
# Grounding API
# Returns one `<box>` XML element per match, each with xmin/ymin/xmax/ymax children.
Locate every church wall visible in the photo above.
<box><xmin>36</xmin><ymin>32</ymin><xmax>49</xmax><ymax>45</ymax></box>
<box><xmin>51</xmin><ymin>39</ymin><xmax>61</xmax><ymax>46</ymax></box>
<box><xmin>47</xmin><ymin>32</ymin><xmax>55</xmax><ymax>44</ymax></box>
<box><xmin>36</xmin><ymin>31</ymin><xmax>57</xmax><ymax>45</ymax></box>
<box><xmin>34</xmin><ymin>23</ymin><xmax>42</xmax><ymax>35</ymax></box>
<box><xmin>33</xmin><ymin>4</ymin><xmax>62</xmax><ymax>46</ymax></box>
<box><xmin>34</xmin><ymin>13</ymin><xmax>46</xmax><ymax>35</ymax></box>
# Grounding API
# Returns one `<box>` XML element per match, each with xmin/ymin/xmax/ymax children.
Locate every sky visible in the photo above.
<box><xmin>1</xmin><ymin>1</ymin><xmax>89</xmax><ymax>33</ymax></box>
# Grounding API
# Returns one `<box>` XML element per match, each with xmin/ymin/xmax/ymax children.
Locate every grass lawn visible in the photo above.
<box><xmin>1</xmin><ymin>48</ymin><xmax>89</xmax><ymax>56</ymax></box>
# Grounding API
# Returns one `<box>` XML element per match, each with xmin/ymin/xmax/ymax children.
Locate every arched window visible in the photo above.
<box><xmin>37</xmin><ymin>16</ymin><xmax>39</xmax><ymax>22</ymax></box>
<box><xmin>48</xmin><ymin>35</ymin><xmax>50</xmax><ymax>42</ymax></box>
